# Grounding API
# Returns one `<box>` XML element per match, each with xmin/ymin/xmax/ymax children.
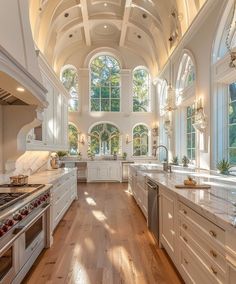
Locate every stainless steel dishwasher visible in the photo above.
<box><xmin>146</xmin><ymin>178</ymin><xmax>159</xmax><ymax>242</ymax></box>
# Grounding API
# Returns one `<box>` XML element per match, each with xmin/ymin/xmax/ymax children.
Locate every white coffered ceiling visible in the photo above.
<box><xmin>29</xmin><ymin>0</ymin><xmax>206</xmax><ymax>75</ymax></box>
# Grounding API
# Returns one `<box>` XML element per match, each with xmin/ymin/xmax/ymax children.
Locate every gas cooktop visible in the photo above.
<box><xmin>0</xmin><ymin>184</ymin><xmax>45</xmax><ymax>211</ymax></box>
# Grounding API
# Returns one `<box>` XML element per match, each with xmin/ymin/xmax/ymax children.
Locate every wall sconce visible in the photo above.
<box><xmin>151</xmin><ymin>122</ymin><xmax>159</xmax><ymax>137</ymax></box>
<box><xmin>125</xmin><ymin>135</ymin><xmax>132</xmax><ymax>144</ymax></box>
<box><xmin>79</xmin><ymin>134</ymin><xmax>85</xmax><ymax>145</ymax></box>
<box><xmin>193</xmin><ymin>97</ymin><xmax>207</xmax><ymax>132</ymax></box>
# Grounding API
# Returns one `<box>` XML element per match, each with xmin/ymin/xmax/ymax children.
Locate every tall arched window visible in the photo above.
<box><xmin>68</xmin><ymin>123</ymin><xmax>79</xmax><ymax>155</ymax></box>
<box><xmin>89</xmin><ymin>123</ymin><xmax>120</xmax><ymax>155</ymax></box>
<box><xmin>176</xmin><ymin>53</ymin><xmax>195</xmax><ymax>104</ymax></box>
<box><xmin>133</xmin><ymin>67</ymin><xmax>150</xmax><ymax>112</ymax></box>
<box><xmin>90</xmin><ymin>55</ymin><xmax>120</xmax><ymax>112</ymax></box>
<box><xmin>61</xmin><ymin>66</ymin><xmax>79</xmax><ymax>112</ymax></box>
<box><xmin>133</xmin><ymin>124</ymin><xmax>149</xmax><ymax>156</ymax></box>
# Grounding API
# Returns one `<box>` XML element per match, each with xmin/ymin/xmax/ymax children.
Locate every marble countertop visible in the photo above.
<box><xmin>144</xmin><ymin>169</ymin><xmax>236</xmax><ymax>230</ymax></box>
<box><xmin>28</xmin><ymin>167</ymin><xmax>76</xmax><ymax>185</ymax></box>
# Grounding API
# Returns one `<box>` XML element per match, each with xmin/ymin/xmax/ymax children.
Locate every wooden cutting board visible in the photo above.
<box><xmin>175</xmin><ymin>184</ymin><xmax>211</xmax><ymax>189</ymax></box>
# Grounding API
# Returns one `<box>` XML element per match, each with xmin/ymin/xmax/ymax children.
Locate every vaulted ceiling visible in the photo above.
<box><xmin>29</xmin><ymin>0</ymin><xmax>206</xmax><ymax>76</ymax></box>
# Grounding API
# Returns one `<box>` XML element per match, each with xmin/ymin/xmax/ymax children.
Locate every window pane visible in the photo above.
<box><xmin>187</xmin><ymin>119</ymin><xmax>191</xmax><ymax>132</ymax></box>
<box><xmin>229</xmin><ymin>101</ymin><xmax>236</xmax><ymax>124</ymax></box>
<box><xmin>133</xmin><ymin>124</ymin><xmax>149</xmax><ymax>156</ymax></box>
<box><xmin>187</xmin><ymin>149</ymin><xmax>191</xmax><ymax>159</ymax></box>
<box><xmin>192</xmin><ymin>133</ymin><xmax>196</xmax><ymax>148</ymax></box>
<box><xmin>91</xmin><ymin>99</ymin><xmax>100</xmax><ymax>111</ymax></box>
<box><xmin>229</xmin><ymin>148</ymin><xmax>236</xmax><ymax>164</ymax></box>
<box><xmin>229</xmin><ymin>125</ymin><xmax>236</xmax><ymax>147</ymax></box>
<box><xmin>68</xmin><ymin>124</ymin><xmax>78</xmax><ymax>155</ymax></box>
<box><xmin>101</xmin><ymin>99</ymin><xmax>110</xmax><ymax>111</ymax></box>
<box><xmin>90</xmin><ymin>55</ymin><xmax>120</xmax><ymax>112</ymax></box>
<box><xmin>101</xmin><ymin>87</ymin><xmax>109</xmax><ymax>98</ymax></box>
<box><xmin>111</xmin><ymin>87</ymin><xmax>120</xmax><ymax>98</ymax></box>
<box><xmin>91</xmin><ymin>87</ymin><xmax>100</xmax><ymax>99</ymax></box>
<box><xmin>187</xmin><ymin>134</ymin><xmax>191</xmax><ymax>148</ymax></box>
<box><xmin>111</xmin><ymin>99</ymin><xmax>120</xmax><ymax>112</ymax></box>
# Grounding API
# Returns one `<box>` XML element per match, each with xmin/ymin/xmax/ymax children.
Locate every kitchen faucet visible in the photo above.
<box><xmin>156</xmin><ymin>145</ymin><xmax>172</xmax><ymax>173</ymax></box>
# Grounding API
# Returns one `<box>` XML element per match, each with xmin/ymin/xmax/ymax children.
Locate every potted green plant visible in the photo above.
<box><xmin>122</xmin><ymin>152</ymin><xmax>127</xmax><ymax>160</ymax></box>
<box><xmin>172</xmin><ymin>156</ymin><xmax>179</xmax><ymax>165</ymax></box>
<box><xmin>57</xmin><ymin>151</ymin><xmax>68</xmax><ymax>159</ymax></box>
<box><xmin>182</xmin><ymin>155</ymin><xmax>190</xmax><ymax>167</ymax></box>
<box><xmin>217</xmin><ymin>159</ymin><xmax>231</xmax><ymax>175</ymax></box>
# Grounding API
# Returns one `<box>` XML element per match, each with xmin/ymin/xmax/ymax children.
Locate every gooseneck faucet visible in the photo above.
<box><xmin>156</xmin><ymin>145</ymin><xmax>172</xmax><ymax>172</ymax></box>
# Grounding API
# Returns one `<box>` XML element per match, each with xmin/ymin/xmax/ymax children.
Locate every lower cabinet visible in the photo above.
<box><xmin>51</xmin><ymin>169</ymin><xmax>77</xmax><ymax>232</ymax></box>
<box><xmin>87</xmin><ymin>162</ymin><xmax>121</xmax><ymax>182</ymax></box>
<box><xmin>159</xmin><ymin>187</ymin><xmax>235</xmax><ymax>284</ymax></box>
<box><xmin>159</xmin><ymin>187</ymin><xmax>177</xmax><ymax>263</ymax></box>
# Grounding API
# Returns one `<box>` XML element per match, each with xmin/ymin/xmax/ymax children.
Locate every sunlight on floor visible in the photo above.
<box><xmin>86</xmin><ymin>197</ymin><xmax>97</xmax><ymax>206</ymax></box>
<box><xmin>92</xmin><ymin>210</ymin><xmax>107</xmax><ymax>221</ymax></box>
<box><xmin>84</xmin><ymin>238</ymin><xmax>95</xmax><ymax>252</ymax></box>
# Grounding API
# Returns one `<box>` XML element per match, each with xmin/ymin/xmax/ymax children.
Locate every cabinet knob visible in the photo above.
<box><xmin>184</xmin><ymin>258</ymin><xmax>188</xmax><ymax>264</ymax></box>
<box><xmin>210</xmin><ymin>250</ymin><xmax>217</xmax><ymax>258</ymax></box>
<box><xmin>209</xmin><ymin>230</ymin><xmax>217</xmax><ymax>238</ymax></box>
<box><xmin>210</xmin><ymin>266</ymin><xmax>217</xmax><ymax>275</ymax></box>
<box><xmin>183</xmin><ymin>236</ymin><xmax>188</xmax><ymax>243</ymax></box>
<box><xmin>182</xmin><ymin>224</ymin><xmax>188</xmax><ymax>230</ymax></box>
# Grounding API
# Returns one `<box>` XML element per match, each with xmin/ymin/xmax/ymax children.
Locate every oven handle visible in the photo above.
<box><xmin>0</xmin><ymin>204</ymin><xmax>50</xmax><ymax>256</ymax></box>
<box><xmin>145</xmin><ymin>182</ymin><xmax>157</xmax><ymax>189</ymax></box>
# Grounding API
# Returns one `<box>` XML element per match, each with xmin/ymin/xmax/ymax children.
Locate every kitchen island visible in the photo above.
<box><xmin>129</xmin><ymin>164</ymin><xmax>236</xmax><ymax>283</ymax></box>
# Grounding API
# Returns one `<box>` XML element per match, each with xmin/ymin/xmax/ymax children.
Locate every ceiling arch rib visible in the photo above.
<box><xmin>120</xmin><ymin>0</ymin><xmax>133</xmax><ymax>46</ymax></box>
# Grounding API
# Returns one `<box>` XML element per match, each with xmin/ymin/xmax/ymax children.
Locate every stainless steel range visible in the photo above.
<box><xmin>0</xmin><ymin>183</ymin><xmax>51</xmax><ymax>284</ymax></box>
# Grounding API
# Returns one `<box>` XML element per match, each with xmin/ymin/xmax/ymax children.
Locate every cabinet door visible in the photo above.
<box><xmin>88</xmin><ymin>167</ymin><xmax>99</xmax><ymax>181</ymax></box>
<box><xmin>160</xmin><ymin>189</ymin><xmax>176</xmax><ymax>260</ymax></box>
<box><xmin>109</xmin><ymin>164</ymin><xmax>120</xmax><ymax>181</ymax></box>
<box><xmin>44</xmin><ymin>80</ymin><xmax>54</xmax><ymax>146</ymax></box>
<box><xmin>53</xmin><ymin>92</ymin><xmax>63</xmax><ymax>146</ymax></box>
<box><xmin>62</xmin><ymin>96</ymin><xmax>68</xmax><ymax>149</ymax></box>
<box><xmin>99</xmin><ymin>165</ymin><xmax>109</xmax><ymax>180</ymax></box>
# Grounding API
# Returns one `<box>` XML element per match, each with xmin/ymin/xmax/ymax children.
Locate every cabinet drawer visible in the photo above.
<box><xmin>179</xmin><ymin>245</ymin><xmax>213</xmax><ymax>284</ymax></box>
<box><xmin>180</xmin><ymin>229</ymin><xmax>226</xmax><ymax>284</ymax></box>
<box><xmin>178</xmin><ymin>202</ymin><xmax>225</xmax><ymax>245</ymax></box>
<box><xmin>179</xmin><ymin>217</ymin><xmax>226</xmax><ymax>272</ymax></box>
<box><xmin>53</xmin><ymin>179</ymin><xmax>71</xmax><ymax>203</ymax></box>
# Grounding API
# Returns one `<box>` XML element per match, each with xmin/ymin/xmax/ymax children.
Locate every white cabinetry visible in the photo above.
<box><xmin>87</xmin><ymin>162</ymin><xmax>121</xmax><ymax>182</ymax></box>
<box><xmin>159</xmin><ymin>187</ymin><xmax>177</xmax><ymax>262</ymax></box>
<box><xmin>50</xmin><ymin>169</ymin><xmax>77</xmax><ymax>232</ymax></box>
<box><xmin>26</xmin><ymin>53</ymin><xmax>68</xmax><ymax>151</ymax></box>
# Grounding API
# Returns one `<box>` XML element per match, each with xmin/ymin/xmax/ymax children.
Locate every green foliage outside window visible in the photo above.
<box><xmin>89</xmin><ymin>123</ymin><xmax>120</xmax><ymax>155</ymax></box>
<box><xmin>133</xmin><ymin>124</ymin><xmax>149</xmax><ymax>156</ymax></box>
<box><xmin>229</xmin><ymin>82</ymin><xmax>236</xmax><ymax>164</ymax></box>
<box><xmin>133</xmin><ymin>68</ymin><xmax>150</xmax><ymax>112</ymax></box>
<box><xmin>61</xmin><ymin>67</ymin><xmax>79</xmax><ymax>112</ymax></box>
<box><xmin>68</xmin><ymin>124</ymin><xmax>78</xmax><ymax>155</ymax></box>
<box><xmin>90</xmin><ymin>55</ymin><xmax>120</xmax><ymax>112</ymax></box>
<box><xmin>186</xmin><ymin>105</ymin><xmax>196</xmax><ymax>161</ymax></box>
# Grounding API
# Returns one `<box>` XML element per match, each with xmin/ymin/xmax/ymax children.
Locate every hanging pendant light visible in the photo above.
<box><xmin>164</xmin><ymin>59</ymin><xmax>177</xmax><ymax>112</ymax></box>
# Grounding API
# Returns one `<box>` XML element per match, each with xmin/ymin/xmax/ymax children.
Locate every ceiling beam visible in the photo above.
<box><xmin>119</xmin><ymin>0</ymin><xmax>132</xmax><ymax>46</ymax></box>
<box><xmin>80</xmin><ymin>0</ymin><xmax>91</xmax><ymax>46</ymax></box>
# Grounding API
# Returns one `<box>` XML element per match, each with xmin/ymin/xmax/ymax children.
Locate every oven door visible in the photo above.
<box><xmin>0</xmin><ymin>243</ymin><xmax>17</xmax><ymax>284</ymax></box>
<box><xmin>18</xmin><ymin>212</ymin><xmax>46</xmax><ymax>271</ymax></box>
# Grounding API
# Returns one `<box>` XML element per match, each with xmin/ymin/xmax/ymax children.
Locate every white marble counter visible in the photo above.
<box><xmin>28</xmin><ymin>167</ymin><xmax>76</xmax><ymax>185</ymax></box>
<box><xmin>144</xmin><ymin>169</ymin><xmax>236</xmax><ymax>230</ymax></box>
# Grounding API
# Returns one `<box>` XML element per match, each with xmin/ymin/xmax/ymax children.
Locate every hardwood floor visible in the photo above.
<box><xmin>23</xmin><ymin>182</ymin><xmax>183</xmax><ymax>284</ymax></box>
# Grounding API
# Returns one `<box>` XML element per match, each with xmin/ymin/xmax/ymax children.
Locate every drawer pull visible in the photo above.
<box><xmin>182</xmin><ymin>224</ymin><xmax>188</xmax><ymax>230</ymax></box>
<box><xmin>183</xmin><ymin>236</ymin><xmax>188</xmax><ymax>243</ymax></box>
<box><xmin>210</xmin><ymin>266</ymin><xmax>217</xmax><ymax>275</ymax></box>
<box><xmin>184</xmin><ymin>258</ymin><xmax>188</xmax><ymax>264</ymax></box>
<box><xmin>210</xmin><ymin>250</ymin><xmax>217</xmax><ymax>258</ymax></box>
<box><xmin>183</xmin><ymin>209</ymin><xmax>187</xmax><ymax>215</ymax></box>
<box><xmin>209</xmin><ymin>230</ymin><xmax>217</xmax><ymax>238</ymax></box>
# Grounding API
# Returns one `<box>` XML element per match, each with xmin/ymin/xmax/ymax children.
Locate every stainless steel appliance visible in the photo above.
<box><xmin>0</xmin><ymin>184</ymin><xmax>51</xmax><ymax>284</ymax></box>
<box><xmin>146</xmin><ymin>178</ymin><xmax>159</xmax><ymax>242</ymax></box>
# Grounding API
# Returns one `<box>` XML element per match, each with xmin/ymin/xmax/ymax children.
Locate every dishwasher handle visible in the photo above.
<box><xmin>146</xmin><ymin>181</ymin><xmax>158</xmax><ymax>190</ymax></box>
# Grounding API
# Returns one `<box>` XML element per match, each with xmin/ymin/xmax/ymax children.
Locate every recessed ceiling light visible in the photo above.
<box><xmin>64</xmin><ymin>13</ymin><xmax>69</xmax><ymax>17</ymax></box>
<box><xmin>142</xmin><ymin>13</ymin><xmax>147</xmax><ymax>19</ymax></box>
<box><xmin>104</xmin><ymin>2</ymin><xmax>107</xmax><ymax>7</ymax></box>
<box><xmin>104</xmin><ymin>25</ymin><xmax>108</xmax><ymax>29</ymax></box>
<box><xmin>137</xmin><ymin>34</ymin><xmax>142</xmax><ymax>39</ymax></box>
<box><xmin>16</xmin><ymin>87</ymin><xmax>25</xmax><ymax>92</ymax></box>
<box><xmin>69</xmin><ymin>34</ymin><xmax>73</xmax><ymax>38</ymax></box>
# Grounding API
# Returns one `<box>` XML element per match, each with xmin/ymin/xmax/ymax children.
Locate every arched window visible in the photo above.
<box><xmin>61</xmin><ymin>66</ymin><xmax>79</xmax><ymax>112</ymax></box>
<box><xmin>89</xmin><ymin>123</ymin><xmax>120</xmax><ymax>155</ymax></box>
<box><xmin>133</xmin><ymin>124</ymin><xmax>149</xmax><ymax>156</ymax></box>
<box><xmin>68</xmin><ymin>123</ymin><xmax>79</xmax><ymax>155</ymax></box>
<box><xmin>90</xmin><ymin>55</ymin><xmax>120</xmax><ymax>112</ymax></box>
<box><xmin>176</xmin><ymin>53</ymin><xmax>195</xmax><ymax>104</ymax></box>
<box><xmin>133</xmin><ymin>68</ymin><xmax>150</xmax><ymax>112</ymax></box>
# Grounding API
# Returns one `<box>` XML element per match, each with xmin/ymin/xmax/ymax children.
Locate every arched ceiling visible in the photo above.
<box><xmin>29</xmin><ymin>0</ymin><xmax>206</xmax><ymax>76</ymax></box>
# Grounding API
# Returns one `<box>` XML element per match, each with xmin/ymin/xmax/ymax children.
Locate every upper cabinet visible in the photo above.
<box><xmin>26</xmin><ymin>54</ymin><xmax>69</xmax><ymax>151</ymax></box>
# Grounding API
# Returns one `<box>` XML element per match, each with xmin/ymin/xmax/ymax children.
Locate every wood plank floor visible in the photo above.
<box><xmin>23</xmin><ymin>182</ymin><xmax>183</xmax><ymax>284</ymax></box>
